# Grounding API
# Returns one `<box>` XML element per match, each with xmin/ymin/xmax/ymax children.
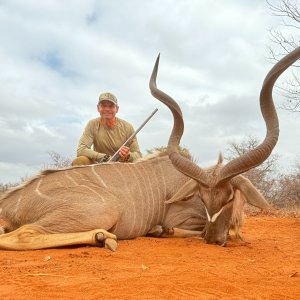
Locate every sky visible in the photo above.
<box><xmin>0</xmin><ymin>0</ymin><xmax>299</xmax><ymax>184</ymax></box>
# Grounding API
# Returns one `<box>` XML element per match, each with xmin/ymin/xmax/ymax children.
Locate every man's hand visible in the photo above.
<box><xmin>97</xmin><ymin>154</ymin><xmax>111</xmax><ymax>163</ymax></box>
<box><xmin>119</xmin><ymin>146</ymin><xmax>130</xmax><ymax>161</ymax></box>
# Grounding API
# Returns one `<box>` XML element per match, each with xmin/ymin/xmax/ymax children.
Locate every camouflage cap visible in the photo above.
<box><xmin>98</xmin><ymin>92</ymin><xmax>118</xmax><ymax>106</ymax></box>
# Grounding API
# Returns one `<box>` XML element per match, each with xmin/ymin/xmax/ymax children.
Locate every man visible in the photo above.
<box><xmin>72</xmin><ymin>92</ymin><xmax>142</xmax><ymax>166</ymax></box>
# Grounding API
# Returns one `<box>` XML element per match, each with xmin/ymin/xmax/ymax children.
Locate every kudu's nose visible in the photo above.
<box><xmin>216</xmin><ymin>240</ymin><xmax>226</xmax><ymax>247</ymax></box>
<box><xmin>205</xmin><ymin>236</ymin><xmax>226</xmax><ymax>247</ymax></box>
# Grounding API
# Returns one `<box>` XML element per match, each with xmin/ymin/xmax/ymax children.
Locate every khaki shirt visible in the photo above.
<box><xmin>77</xmin><ymin>117</ymin><xmax>142</xmax><ymax>162</ymax></box>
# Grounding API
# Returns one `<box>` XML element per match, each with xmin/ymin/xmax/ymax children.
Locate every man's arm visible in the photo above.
<box><xmin>127</xmin><ymin>136</ymin><xmax>142</xmax><ymax>162</ymax></box>
<box><xmin>76</xmin><ymin>120</ymin><xmax>108</xmax><ymax>162</ymax></box>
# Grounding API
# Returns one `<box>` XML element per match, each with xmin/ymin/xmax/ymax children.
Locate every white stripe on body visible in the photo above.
<box><xmin>91</xmin><ymin>165</ymin><xmax>108</xmax><ymax>188</ymax></box>
<box><xmin>13</xmin><ymin>196</ymin><xmax>22</xmax><ymax>215</ymax></box>
<box><xmin>80</xmin><ymin>185</ymin><xmax>106</xmax><ymax>202</ymax></box>
<box><xmin>35</xmin><ymin>178</ymin><xmax>52</xmax><ymax>200</ymax></box>
<box><xmin>65</xmin><ymin>172</ymin><xmax>80</xmax><ymax>186</ymax></box>
<box><xmin>72</xmin><ymin>169</ymin><xmax>92</xmax><ymax>183</ymax></box>
<box><xmin>121</xmin><ymin>165</ymin><xmax>142</xmax><ymax>238</ymax></box>
<box><xmin>138</xmin><ymin>163</ymin><xmax>157</xmax><ymax>233</ymax></box>
<box><xmin>147</xmin><ymin>161</ymin><xmax>164</xmax><ymax>225</ymax></box>
<box><xmin>131</xmin><ymin>164</ymin><xmax>150</xmax><ymax>236</ymax></box>
<box><xmin>156</xmin><ymin>161</ymin><xmax>168</xmax><ymax>222</ymax></box>
<box><xmin>105</xmin><ymin>164</ymin><xmax>134</xmax><ymax>236</ymax></box>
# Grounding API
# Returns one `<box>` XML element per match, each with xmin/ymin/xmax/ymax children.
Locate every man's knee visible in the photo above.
<box><xmin>71</xmin><ymin>156</ymin><xmax>96</xmax><ymax>166</ymax></box>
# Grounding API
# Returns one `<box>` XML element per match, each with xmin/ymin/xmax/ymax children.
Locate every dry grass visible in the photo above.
<box><xmin>0</xmin><ymin>183</ymin><xmax>18</xmax><ymax>195</ymax></box>
<box><xmin>245</xmin><ymin>203</ymin><xmax>300</xmax><ymax>218</ymax></box>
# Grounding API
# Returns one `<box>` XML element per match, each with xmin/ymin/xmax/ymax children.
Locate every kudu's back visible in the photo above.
<box><xmin>0</xmin><ymin>155</ymin><xmax>189</xmax><ymax>239</ymax></box>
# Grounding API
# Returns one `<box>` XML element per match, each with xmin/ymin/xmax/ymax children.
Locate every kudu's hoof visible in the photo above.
<box><xmin>95</xmin><ymin>232</ymin><xmax>118</xmax><ymax>251</ymax></box>
<box><xmin>147</xmin><ymin>225</ymin><xmax>163</xmax><ymax>237</ymax></box>
<box><xmin>104</xmin><ymin>238</ymin><xmax>118</xmax><ymax>252</ymax></box>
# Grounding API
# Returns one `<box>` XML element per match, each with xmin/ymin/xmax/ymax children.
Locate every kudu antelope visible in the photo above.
<box><xmin>149</xmin><ymin>46</ymin><xmax>300</xmax><ymax>246</ymax></box>
<box><xmin>0</xmin><ymin>47</ymin><xmax>299</xmax><ymax>251</ymax></box>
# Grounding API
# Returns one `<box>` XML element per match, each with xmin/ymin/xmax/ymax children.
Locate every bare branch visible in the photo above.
<box><xmin>267</xmin><ymin>0</ymin><xmax>300</xmax><ymax>112</ymax></box>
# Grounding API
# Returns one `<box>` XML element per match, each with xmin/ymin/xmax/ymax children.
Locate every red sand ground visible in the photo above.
<box><xmin>0</xmin><ymin>216</ymin><xmax>299</xmax><ymax>300</ymax></box>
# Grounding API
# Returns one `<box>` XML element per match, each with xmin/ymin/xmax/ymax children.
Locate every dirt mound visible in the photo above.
<box><xmin>1</xmin><ymin>216</ymin><xmax>299</xmax><ymax>299</ymax></box>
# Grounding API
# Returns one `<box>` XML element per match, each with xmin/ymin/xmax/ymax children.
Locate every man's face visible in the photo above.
<box><xmin>97</xmin><ymin>100</ymin><xmax>119</xmax><ymax>120</ymax></box>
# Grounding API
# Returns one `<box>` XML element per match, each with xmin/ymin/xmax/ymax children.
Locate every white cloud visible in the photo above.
<box><xmin>0</xmin><ymin>0</ymin><xmax>299</xmax><ymax>184</ymax></box>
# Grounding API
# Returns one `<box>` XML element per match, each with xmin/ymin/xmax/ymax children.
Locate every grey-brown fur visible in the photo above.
<box><xmin>0</xmin><ymin>155</ymin><xmax>206</xmax><ymax>241</ymax></box>
<box><xmin>0</xmin><ymin>150</ymin><xmax>259</xmax><ymax>250</ymax></box>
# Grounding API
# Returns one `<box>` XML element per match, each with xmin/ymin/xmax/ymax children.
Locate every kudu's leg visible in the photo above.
<box><xmin>0</xmin><ymin>224</ymin><xmax>118</xmax><ymax>251</ymax></box>
<box><xmin>147</xmin><ymin>225</ymin><xmax>202</xmax><ymax>238</ymax></box>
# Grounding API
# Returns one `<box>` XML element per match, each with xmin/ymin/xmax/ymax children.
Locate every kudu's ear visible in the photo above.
<box><xmin>231</xmin><ymin>175</ymin><xmax>271</xmax><ymax>209</ymax></box>
<box><xmin>165</xmin><ymin>179</ymin><xmax>199</xmax><ymax>204</ymax></box>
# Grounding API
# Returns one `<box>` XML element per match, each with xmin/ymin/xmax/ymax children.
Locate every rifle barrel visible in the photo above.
<box><xmin>108</xmin><ymin>108</ymin><xmax>158</xmax><ymax>162</ymax></box>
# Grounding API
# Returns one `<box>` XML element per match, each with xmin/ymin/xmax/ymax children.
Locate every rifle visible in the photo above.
<box><xmin>108</xmin><ymin>108</ymin><xmax>158</xmax><ymax>162</ymax></box>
